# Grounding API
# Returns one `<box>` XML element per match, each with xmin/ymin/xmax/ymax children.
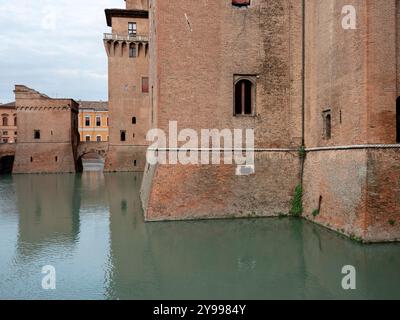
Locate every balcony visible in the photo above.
<box><xmin>103</xmin><ymin>33</ymin><xmax>148</xmax><ymax>42</ymax></box>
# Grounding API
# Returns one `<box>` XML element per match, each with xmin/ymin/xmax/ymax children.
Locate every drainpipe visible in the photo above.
<box><xmin>300</xmin><ymin>0</ymin><xmax>306</xmax><ymax>187</ymax></box>
<box><xmin>301</xmin><ymin>0</ymin><xmax>305</xmax><ymax>148</ymax></box>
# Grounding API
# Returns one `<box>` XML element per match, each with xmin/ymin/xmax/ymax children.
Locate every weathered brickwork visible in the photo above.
<box><xmin>12</xmin><ymin>85</ymin><xmax>79</xmax><ymax>174</ymax></box>
<box><xmin>303</xmin><ymin>150</ymin><xmax>368</xmax><ymax>240</ymax></box>
<box><xmin>303</xmin><ymin>0</ymin><xmax>400</xmax><ymax>242</ymax></box>
<box><xmin>148</xmin><ymin>0</ymin><xmax>302</xmax><ymax>147</ymax></box>
<box><xmin>140</xmin><ymin>0</ymin><xmax>400</xmax><ymax>242</ymax></box>
<box><xmin>364</xmin><ymin>149</ymin><xmax>400</xmax><ymax>242</ymax></box>
<box><xmin>144</xmin><ymin>153</ymin><xmax>301</xmax><ymax>221</ymax></box>
<box><xmin>142</xmin><ymin>0</ymin><xmax>303</xmax><ymax>221</ymax></box>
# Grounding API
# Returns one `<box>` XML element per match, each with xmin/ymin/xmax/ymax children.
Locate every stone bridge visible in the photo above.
<box><xmin>0</xmin><ymin>143</ymin><xmax>16</xmax><ymax>173</ymax></box>
<box><xmin>0</xmin><ymin>143</ymin><xmax>16</xmax><ymax>159</ymax></box>
<box><xmin>77</xmin><ymin>142</ymin><xmax>109</xmax><ymax>159</ymax></box>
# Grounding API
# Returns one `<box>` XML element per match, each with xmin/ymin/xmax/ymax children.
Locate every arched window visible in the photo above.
<box><xmin>234</xmin><ymin>77</ymin><xmax>255</xmax><ymax>116</ymax></box>
<box><xmin>132</xmin><ymin>116</ymin><xmax>136</xmax><ymax>124</ymax></box>
<box><xmin>120</xmin><ymin>130</ymin><xmax>126</xmax><ymax>142</ymax></box>
<box><xmin>2</xmin><ymin>116</ymin><xmax>8</xmax><ymax>126</ymax></box>
<box><xmin>397</xmin><ymin>97</ymin><xmax>400</xmax><ymax>143</ymax></box>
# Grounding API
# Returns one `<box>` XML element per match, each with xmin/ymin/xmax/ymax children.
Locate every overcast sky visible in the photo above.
<box><xmin>0</xmin><ymin>0</ymin><xmax>124</xmax><ymax>103</ymax></box>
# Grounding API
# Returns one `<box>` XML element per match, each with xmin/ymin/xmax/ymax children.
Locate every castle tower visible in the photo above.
<box><xmin>103</xmin><ymin>0</ymin><xmax>150</xmax><ymax>172</ymax></box>
<box><xmin>302</xmin><ymin>0</ymin><xmax>400</xmax><ymax>242</ymax></box>
<box><xmin>12</xmin><ymin>85</ymin><xmax>79</xmax><ymax>174</ymax></box>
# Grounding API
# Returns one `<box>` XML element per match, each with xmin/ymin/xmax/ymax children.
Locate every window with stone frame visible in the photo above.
<box><xmin>234</xmin><ymin>76</ymin><xmax>256</xmax><ymax>116</ymax></box>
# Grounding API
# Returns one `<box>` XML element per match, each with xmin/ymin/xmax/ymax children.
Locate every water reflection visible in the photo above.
<box><xmin>14</xmin><ymin>174</ymin><xmax>81</xmax><ymax>256</ymax></box>
<box><xmin>0</xmin><ymin>173</ymin><xmax>399</xmax><ymax>299</ymax></box>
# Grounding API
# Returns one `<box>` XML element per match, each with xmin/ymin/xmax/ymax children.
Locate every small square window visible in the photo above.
<box><xmin>128</xmin><ymin>22</ymin><xmax>137</xmax><ymax>35</ymax></box>
<box><xmin>34</xmin><ymin>130</ymin><xmax>41</xmax><ymax>140</ymax></box>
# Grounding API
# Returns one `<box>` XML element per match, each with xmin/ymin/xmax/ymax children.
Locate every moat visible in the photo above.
<box><xmin>0</xmin><ymin>172</ymin><xmax>399</xmax><ymax>300</ymax></box>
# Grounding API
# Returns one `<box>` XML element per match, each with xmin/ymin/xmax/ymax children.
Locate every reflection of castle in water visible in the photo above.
<box><xmin>14</xmin><ymin>174</ymin><xmax>81</xmax><ymax>257</ymax></box>
<box><xmin>104</xmin><ymin>172</ymin><xmax>160</xmax><ymax>299</ymax></box>
<box><xmin>10</xmin><ymin>172</ymin><xmax>400</xmax><ymax>299</ymax></box>
<box><xmin>102</xmin><ymin>172</ymin><xmax>308</xmax><ymax>299</ymax></box>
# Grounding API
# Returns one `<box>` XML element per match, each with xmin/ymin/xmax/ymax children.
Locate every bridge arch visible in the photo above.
<box><xmin>0</xmin><ymin>144</ymin><xmax>16</xmax><ymax>174</ymax></box>
<box><xmin>77</xmin><ymin>142</ymin><xmax>109</xmax><ymax>172</ymax></box>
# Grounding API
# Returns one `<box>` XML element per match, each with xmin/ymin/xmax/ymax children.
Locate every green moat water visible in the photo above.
<box><xmin>0</xmin><ymin>172</ymin><xmax>399</xmax><ymax>299</ymax></box>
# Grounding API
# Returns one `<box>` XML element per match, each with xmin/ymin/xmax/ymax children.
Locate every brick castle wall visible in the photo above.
<box><xmin>141</xmin><ymin>0</ymin><xmax>304</xmax><ymax>221</ymax></box>
<box><xmin>12</xmin><ymin>86</ymin><xmax>79</xmax><ymax>174</ymax></box>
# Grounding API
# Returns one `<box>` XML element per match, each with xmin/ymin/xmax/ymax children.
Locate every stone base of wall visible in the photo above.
<box><xmin>104</xmin><ymin>145</ymin><xmax>147</xmax><ymax>172</ymax></box>
<box><xmin>364</xmin><ymin>149</ymin><xmax>400</xmax><ymax>242</ymax></box>
<box><xmin>303</xmin><ymin>149</ymin><xmax>400</xmax><ymax>243</ymax></box>
<box><xmin>141</xmin><ymin>147</ymin><xmax>400</xmax><ymax>242</ymax></box>
<box><xmin>13</xmin><ymin>143</ymin><xmax>77</xmax><ymax>174</ymax></box>
<box><xmin>141</xmin><ymin>152</ymin><xmax>301</xmax><ymax>221</ymax></box>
